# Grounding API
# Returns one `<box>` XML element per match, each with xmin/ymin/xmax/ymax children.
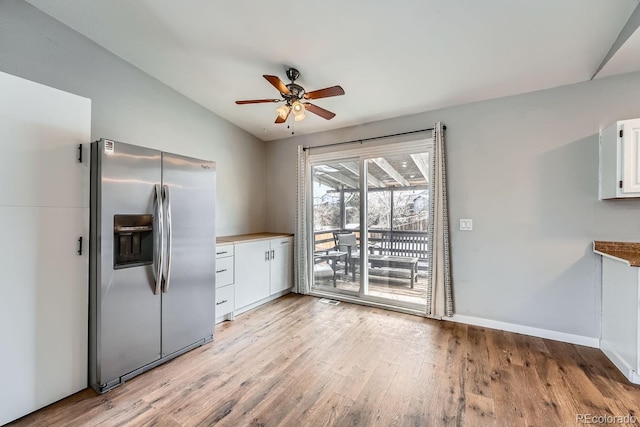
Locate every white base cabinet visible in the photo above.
<box><xmin>233</xmin><ymin>235</ymin><xmax>293</xmax><ymax>314</ymax></box>
<box><xmin>600</xmin><ymin>257</ymin><xmax>640</xmax><ymax>385</ymax></box>
<box><xmin>215</xmin><ymin>242</ymin><xmax>235</xmax><ymax>323</ymax></box>
<box><xmin>235</xmin><ymin>239</ymin><xmax>271</xmax><ymax>309</ymax></box>
<box><xmin>0</xmin><ymin>71</ymin><xmax>91</xmax><ymax>425</ymax></box>
<box><xmin>271</xmin><ymin>238</ymin><xmax>293</xmax><ymax>294</ymax></box>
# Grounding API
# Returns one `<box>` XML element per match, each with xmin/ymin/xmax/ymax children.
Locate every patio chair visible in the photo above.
<box><xmin>335</xmin><ymin>232</ymin><xmax>360</xmax><ymax>274</ymax></box>
<box><xmin>313</xmin><ymin>258</ymin><xmax>336</xmax><ymax>287</ymax></box>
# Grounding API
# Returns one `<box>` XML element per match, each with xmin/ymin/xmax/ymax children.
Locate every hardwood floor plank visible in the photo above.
<box><xmin>543</xmin><ymin>340</ymin><xmax>614</xmax><ymax>415</ymax></box>
<box><xmin>400</xmin><ymin>356</ymin><xmax>439</xmax><ymax>425</ymax></box>
<box><xmin>273</xmin><ymin>368</ymin><xmax>342</xmax><ymax>426</ymax></box>
<box><xmin>465</xmin><ymin>326</ymin><xmax>493</xmax><ymax>399</ymax></box>
<box><xmin>334</xmin><ymin>361</ymin><xmax>399</xmax><ymax>426</ymax></box>
<box><xmin>464</xmin><ymin>392</ymin><xmax>497</xmax><ymax>427</ymax></box>
<box><xmin>8</xmin><ymin>294</ymin><xmax>640</xmax><ymax>427</ymax></box>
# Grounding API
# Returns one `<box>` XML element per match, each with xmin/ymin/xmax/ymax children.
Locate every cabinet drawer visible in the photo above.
<box><xmin>216</xmin><ymin>244</ymin><xmax>234</xmax><ymax>259</ymax></box>
<box><xmin>215</xmin><ymin>284</ymin><xmax>234</xmax><ymax>317</ymax></box>
<box><xmin>215</xmin><ymin>256</ymin><xmax>234</xmax><ymax>288</ymax></box>
<box><xmin>272</xmin><ymin>237</ymin><xmax>293</xmax><ymax>246</ymax></box>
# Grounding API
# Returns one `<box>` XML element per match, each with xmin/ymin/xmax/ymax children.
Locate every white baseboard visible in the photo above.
<box><xmin>446</xmin><ymin>314</ymin><xmax>600</xmax><ymax>348</ymax></box>
<box><xmin>600</xmin><ymin>340</ymin><xmax>640</xmax><ymax>385</ymax></box>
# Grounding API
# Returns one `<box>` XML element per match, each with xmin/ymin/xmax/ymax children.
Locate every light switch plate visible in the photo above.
<box><xmin>460</xmin><ymin>219</ymin><xmax>473</xmax><ymax>231</ymax></box>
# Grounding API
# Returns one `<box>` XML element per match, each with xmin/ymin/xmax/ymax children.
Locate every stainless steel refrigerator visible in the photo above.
<box><xmin>89</xmin><ymin>139</ymin><xmax>216</xmax><ymax>393</ymax></box>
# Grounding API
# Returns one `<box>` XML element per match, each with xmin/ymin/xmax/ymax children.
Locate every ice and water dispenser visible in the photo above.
<box><xmin>113</xmin><ymin>214</ymin><xmax>153</xmax><ymax>269</ymax></box>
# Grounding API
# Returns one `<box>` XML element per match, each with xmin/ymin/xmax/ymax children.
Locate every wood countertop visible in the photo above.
<box><xmin>217</xmin><ymin>232</ymin><xmax>293</xmax><ymax>244</ymax></box>
<box><xmin>593</xmin><ymin>241</ymin><xmax>640</xmax><ymax>267</ymax></box>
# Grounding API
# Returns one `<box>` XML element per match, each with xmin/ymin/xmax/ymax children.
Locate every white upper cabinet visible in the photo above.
<box><xmin>599</xmin><ymin>118</ymin><xmax>640</xmax><ymax>199</ymax></box>
<box><xmin>0</xmin><ymin>72</ymin><xmax>91</xmax><ymax>208</ymax></box>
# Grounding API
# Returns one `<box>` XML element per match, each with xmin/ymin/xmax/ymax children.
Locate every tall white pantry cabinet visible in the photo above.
<box><xmin>0</xmin><ymin>71</ymin><xmax>91</xmax><ymax>425</ymax></box>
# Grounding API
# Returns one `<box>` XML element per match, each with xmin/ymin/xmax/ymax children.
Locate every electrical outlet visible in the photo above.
<box><xmin>460</xmin><ymin>219</ymin><xmax>473</xmax><ymax>231</ymax></box>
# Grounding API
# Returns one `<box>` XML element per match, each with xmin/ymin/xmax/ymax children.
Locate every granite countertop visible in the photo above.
<box><xmin>593</xmin><ymin>241</ymin><xmax>640</xmax><ymax>267</ymax></box>
<box><xmin>217</xmin><ymin>232</ymin><xmax>293</xmax><ymax>245</ymax></box>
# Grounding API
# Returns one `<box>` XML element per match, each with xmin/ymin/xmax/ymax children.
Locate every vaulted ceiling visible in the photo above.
<box><xmin>26</xmin><ymin>0</ymin><xmax>640</xmax><ymax>141</ymax></box>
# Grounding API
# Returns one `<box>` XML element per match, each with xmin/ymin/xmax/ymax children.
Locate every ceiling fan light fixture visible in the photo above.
<box><xmin>291</xmin><ymin>100</ymin><xmax>305</xmax><ymax>116</ymax></box>
<box><xmin>275</xmin><ymin>104</ymin><xmax>290</xmax><ymax>119</ymax></box>
<box><xmin>294</xmin><ymin>112</ymin><xmax>306</xmax><ymax>122</ymax></box>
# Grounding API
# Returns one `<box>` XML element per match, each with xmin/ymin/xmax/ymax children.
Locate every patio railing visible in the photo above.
<box><xmin>314</xmin><ymin>228</ymin><xmax>429</xmax><ymax>260</ymax></box>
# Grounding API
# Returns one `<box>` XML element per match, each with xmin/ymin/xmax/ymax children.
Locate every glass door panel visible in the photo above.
<box><xmin>311</xmin><ymin>161</ymin><xmax>361</xmax><ymax>295</ymax></box>
<box><xmin>363</xmin><ymin>151</ymin><xmax>430</xmax><ymax>307</ymax></box>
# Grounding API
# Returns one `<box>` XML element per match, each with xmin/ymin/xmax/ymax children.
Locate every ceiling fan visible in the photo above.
<box><xmin>235</xmin><ymin>68</ymin><xmax>345</xmax><ymax>123</ymax></box>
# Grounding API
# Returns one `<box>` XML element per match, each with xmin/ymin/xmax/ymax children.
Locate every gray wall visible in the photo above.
<box><xmin>0</xmin><ymin>0</ymin><xmax>266</xmax><ymax>236</ymax></box>
<box><xmin>265</xmin><ymin>70</ymin><xmax>640</xmax><ymax>339</ymax></box>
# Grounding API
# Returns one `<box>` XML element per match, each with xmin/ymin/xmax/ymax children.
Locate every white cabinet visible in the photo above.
<box><xmin>215</xmin><ymin>284</ymin><xmax>235</xmax><ymax>321</ymax></box>
<box><xmin>599</xmin><ymin>257</ymin><xmax>640</xmax><ymax>385</ymax></box>
<box><xmin>234</xmin><ymin>235</ymin><xmax>293</xmax><ymax>314</ymax></box>
<box><xmin>270</xmin><ymin>237</ymin><xmax>293</xmax><ymax>294</ymax></box>
<box><xmin>599</xmin><ymin>118</ymin><xmax>640</xmax><ymax>199</ymax></box>
<box><xmin>235</xmin><ymin>239</ymin><xmax>271</xmax><ymax>310</ymax></box>
<box><xmin>215</xmin><ymin>242</ymin><xmax>235</xmax><ymax>323</ymax></box>
<box><xmin>0</xmin><ymin>71</ymin><xmax>91</xmax><ymax>425</ymax></box>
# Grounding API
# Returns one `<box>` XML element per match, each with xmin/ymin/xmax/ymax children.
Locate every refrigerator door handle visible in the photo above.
<box><xmin>162</xmin><ymin>184</ymin><xmax>173</xmax><ymax>293</ymax></box>
<box><xmin>154</xmin><ymin>184</ymin><xmax>164</xmax><ymax>295</ymax></box>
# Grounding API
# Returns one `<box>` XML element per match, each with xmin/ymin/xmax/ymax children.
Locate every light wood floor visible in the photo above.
<box><xmin>10</xmin><ymin>294</ymin><xmax>640</xmax><ymax>426</ymax></box>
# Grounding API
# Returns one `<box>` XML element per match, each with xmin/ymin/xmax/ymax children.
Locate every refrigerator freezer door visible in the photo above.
<box><xmin>94</xmin><ymin>141</ymin><xmax>163</xmax><ymax>386</ymax></box>
<box><xmin>161</xmin><ymin>153</ymin><xmax>216</xmax><ymax>356</ymax></box>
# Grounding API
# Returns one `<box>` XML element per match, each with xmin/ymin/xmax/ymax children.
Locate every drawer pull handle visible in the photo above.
<box><xmin>216</xmin><ymin>251</ymin><xmax>228</xmax><ymax>255</ymax></box>
<box><xmin>216</xmin><ymin>269</ymin><xmax>227</xmax><ymax>273</ymax></box>
<box><xmin>216</xmin><ymin>300</ymin><xmax>228</xmax><ymax>305</ymax></box>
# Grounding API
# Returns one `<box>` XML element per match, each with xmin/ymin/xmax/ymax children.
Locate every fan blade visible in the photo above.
<box><xmin>275</xmin><ymin>106</ymin><xmax>291</xmax><ymax>123</ymax></box>
<box><xmin>304</xmin><ymin>103</ymin><xmax>336</xmax><ymax>120</ymax></box>
<box><xmin>263</xmin><ymin>75</ymin><xmax>291</xmax><ymax>95</ymax></box>
<box><xmin>235</xmin><ymin>99</ymin><xmax>281</xmax><ymax>104</ymax></box>
<box><xmin>304</xmin><ymin>85</ymin><xmax>345</xmax><ymax>100</ymax></box>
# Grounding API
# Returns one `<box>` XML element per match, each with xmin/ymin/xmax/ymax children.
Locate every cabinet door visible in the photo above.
<box><xmin>270</xmin><ymin>237</ymin><xmax>293</xmax><ymax>294</ymax></box>
<box><xmin>622</xmin><ymin>119</ymin><xmax>640</xmax><ymax>195</ymax></box>
<box><xmin>234</xmin><ymin>240</ymin><xmax>271</xmax><ymax>309</ymax></box>
<box><xmin>0</xmin><ymin>207</ymin><xmax>88</xmax><ymax>426</ymax></box>
<box><xmin>0</xmin><ymin>71</ymin><xmax>91</xmax><ymax>208</ymax></box>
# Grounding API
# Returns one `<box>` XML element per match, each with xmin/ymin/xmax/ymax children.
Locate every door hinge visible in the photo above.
<box><xmin>77</xmin><ymin>144</ymin><xmax>83</xmax><ymax>163</ymax></box>
<box><xmin>619</xmin><ymin>180</ymin><xmax>623</xmax><ymax>189</ymax></box>
<box><xmin>620</xmin><ymin>129</ymin><xmax>624</xmax><ymax>138</ymax></box>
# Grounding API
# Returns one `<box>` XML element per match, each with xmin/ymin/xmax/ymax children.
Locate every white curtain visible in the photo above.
<box><xmin>294</xmin><ymin>145</ymin><xmax>311</xmax><ymax>294</ymax></box>
<box><xmin>426</xmin><ymin>122</ymin><xmax>453</xmax><ymax>318</ymax></box>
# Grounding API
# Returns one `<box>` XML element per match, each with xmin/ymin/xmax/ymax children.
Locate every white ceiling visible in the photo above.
<box><xmin>25</xmin><ymin>0</ymin><xmax>640</xmax><ymax>142</ymax></box>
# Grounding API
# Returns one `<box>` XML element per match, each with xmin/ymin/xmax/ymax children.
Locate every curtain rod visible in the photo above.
<box><xmin>302</xmin><ymin>126</ymin><xmax>445</xmax><ymax>151</ymax></box>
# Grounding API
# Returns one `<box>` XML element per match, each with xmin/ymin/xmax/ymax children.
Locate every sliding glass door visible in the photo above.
<box><xmin>310</xmin><ymin>138</ymin><xmax>433</xmax><ymax>311</ymax></box>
